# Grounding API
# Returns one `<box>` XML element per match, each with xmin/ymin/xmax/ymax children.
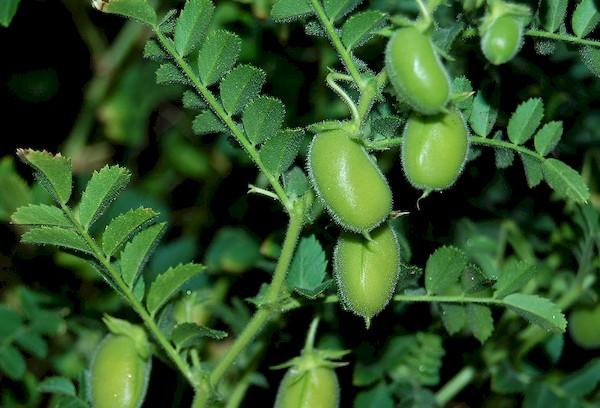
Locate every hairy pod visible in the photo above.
<box><xmin>385</xmin><ymin>27</ymin><xmax>450</xmax><ymax>115</ymax></box>
<box><xmin>402</xmin><ymin>109</ymin><xmax>469</xmax><ymax>191</ymax></box>
<box><xmin>274</xmin><ymin>358</ymin><xmax>339</xmax><ymax>408</ymax></box>
<box><xmin>307</xmin><ymin>128</ymin><xmax>392</xmax><ymax>233</ymax></box>
<box><xmin>89</xmin><ymin>334</ymin><xmax>151</xmax><ymax>408</ymax></box>
<box><xmin>481</xmin><ymin>15</ymin><xmax>524</xmax><ymax>65</ymax></box>
<box><xmin>334</xmin><ymin>223</ymin><xmax>400</xmax><ymax>326</ymax></box>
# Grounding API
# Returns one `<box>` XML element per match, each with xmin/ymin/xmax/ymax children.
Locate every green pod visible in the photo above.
<box><xmin>334</xmin><ymin>223</ymin><xmax>400</xmax><ymax>326</ymax></box>
<box><xmin>402</xmin><ymin>109</ymin><xmax>469</xmax><ymax>191</ymax></box>
<box><xmin>274</xmin><ymin>365</ymin><xmax>339</xmax><ymax>408</ymax></box>
<box><xmin>385</xmin><ymin>27</ymin><xmax>450</xmax><ymax>115</ymax></box>
<box><xmin>481</xmin><ymin>15</ymin><xmax>523</xmax><ymax>65</ymax></box>
<box><xmin>89</xmin><ymin>334</ymin><xmax>151</xmax><ymax>408</ymax></box>
<box><xmin>307</xmin><ymin>128</ymin><xmax>392</xmax><ymax>233</ymax></box>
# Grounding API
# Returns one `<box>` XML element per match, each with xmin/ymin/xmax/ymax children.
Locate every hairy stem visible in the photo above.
<box><xmin>59</xmin><ymin>203</ymin><xmax>195</xmax><ymax>386</ymax></box>
<box><xmin>153</xmin><ymin>29</ymin><xmax>292</xmax><ymax>212</ymax></box>
<box><xmin>435</xmin><ymin>366</ymin><xmax>476</xmax><ymax>406</ymax></box>
<box><xmin>526</xmin><ymin>29</ymin><xmax>600</xmax><ymax>48</ymax></box>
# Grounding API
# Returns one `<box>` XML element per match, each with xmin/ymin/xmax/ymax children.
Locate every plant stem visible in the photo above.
<box><xmin>393</xmin><ymin>294</ymin><xmax>504</xmax><ymax>305</ymax></box>
<box><xmin>303</xmin><ymin>317</ymin><xmax>320</xmax><ymax>353</ymax></box>
<box><xmin>469</xmin><ymin>136</ymin><xmax>544</xmax><ymax>160</ymax></box>
<box><xmin>526</xmin><ymin>29</ymin><xmax>600</xmax><ymax>48</ymax></box>
<box><xmin>309</xmin><ymin>0</ymin><xmax>364</xmax><ymax>88</ymax></box>
<box><xmin>153</xmin><ymin>30</ymin><xmax>292</xmax><ymax>212</ymax></box>
<box><xmin>59</xmin><ymin>204</ymin><xmax>195</xmax><ymax>386</ymax></box>
<box><xmin>435</xmin><ymin>366</ymin><xmax>476</xmax><ymax>406</ymax></box>
<box><xmin>194</xmin><ymin>199</ymin><xmax>307</xmax><ymax>407</ymax></box>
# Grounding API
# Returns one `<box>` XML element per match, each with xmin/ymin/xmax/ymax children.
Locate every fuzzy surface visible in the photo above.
<box><xmin>274</xmin><ymin>366</ymin><xmax>340</xmax><ymax>408</ymax></box>
<box><xmin>481</xmin><ymin>15</ymin><xmax>524</xmax><ymax>65</ymax></box>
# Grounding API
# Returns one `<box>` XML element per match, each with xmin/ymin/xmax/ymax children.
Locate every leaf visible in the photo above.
<box><xmin>580</xmin><ymin>46</ymin><xmax>600</xmax><ymax>77</ymax></box>
<box><xmin>287</xmin><ymin>235</ymin><xmax>328</xmax><ymax>296</ymax></box>
<box><xmin>174</xmin><ymin>0</ymin><xmax>214</xmax><ymax>56</ymax></box>
<box><xmin>271</xmin><ymin>0</ymin><xmax>313</xmax><ymax>21</ymax></box>
<box><xmin>38</xmin><ymin>376</ymin><xmax>76</xmax><ymax>396</ymax></box>
<box><xmin>324</xmin><ymin>0</ymin><xmax>362</xmax><ymax>21</ymax></box>
<box><xmin>468</xmin><ymin>86</ymin><xmax>499</xmax><ymax>137</ymax></box>
<box><xmin>146</xmin><ymin>263</ymin><xmax>205</xmax><ymax>315</ymax></box>
<box><xmin>155</xmin><ymin>63</ymin><xmax>188</xmax><ymax>85</ymax></box>
<box><xmin>242</xmin><ymin>96</ymin><xmax>285</xmax><ymax>145</ymax></box>
<box><xmin>259</xmin><ymin>128</ymin><xmax>304</xmax><ymax>176</ymax></box>
<box><xmin>22</xmin><ymin>227</ymin><xmax>93</xmax><ymax>255</ymax></box>
<box><xmin>16</xmin><ymin>332</ymin><xmax>47</xmax><ymax>358</ymax></box>
<box><xmin>78</xmin><ymin>165</ymin><xmax>131</xmax><ymax>230</ymax></box>
<box><xmin>204</xmin><ymin>228</ymin><xmax>260</xmax><ymax>273</ymax></box>
<box><xmin>467</xmin><ymin>304</ymin><xmax>494</xmax><ymax>343</ymax></box>
<box><xmin>192</xmin><ymin>110</ymin><xmax>225</xmax><ymax>135</ymax></box>
<box><xmin>494</xmin><ymin>259</ymin><xmax>536</xmax><ymax>298</ymax></box>
<box><xmin>198</xmin><ymin>30</ymin><xmax>241</xmax><ymax>86</ymax></box>
<box><xmin>520</xmin><ymin>154</ymin><xmax>544</xmax><ymax>188</ymax></box>
<box><xmin>220</xmin><ymin>64</ymin><xmax>266</xmax><ymax>115</ymax></box>
<box><xmin>11</xmin><ymin>204</ymin><xmax>71</xmax><ymax>228</ymax></box>
<box><xmin>0</xmin><ymin>346</ymin><xmax>25</xmax><ymax>380</ymax></box>
<box><xmin>341</xmin><ymin>10</ymin><xmax>386</xmax><ymax>49</ymax></box>
<box><xmin>425</xmin><ymin>246</ymin><xmax>468</xmax><ymax>295</ymax></box>
<box><xmin>17</xmin><ymin>149</ymin><xmax>72</xmax><ymax>205</ymax></box>
<box><xmin>171</xmin><ymin>323</ymin><xmax>227</xmax><ymax>349</ymax></box>
<box><xmin>534</xmin><ymin>121</ymin><xmax>563</xmax><ymax>156</ymax></box>
<box><xmin>371</xmin><ymin>116</ymin><xmax>403</xmax><ymax>139</ymax></box>
<box><xmin>0</xmin><ymin>0</ymin><xmax>20</xmax><ymax>27</ymax></box>
<box><xmin>143</xmin><ymin>39</ymin><xmax>166</xmax><ymax>61</ymax></box>
<box><xmin>93</xmin><ymin>0</ymin><xmax>157</xmax><ymax>25</ymax></box>
<box><xmin>507</xmin><ymin>98</ymin><xmax>544</xmax><ymax>145</ymax></box>
<box><xmin>440</xmin><ymin>304</ymin><xmax>466</xmax><ymax>335</ymax></box>
<box><xmin>543</xmin><ymin>158</ymin><xmax>590</xmax><ymax>203</ymax></box>
<box><xmin>494</xmin><ymin>132</ymin><xmax>515</xmax><ymax>168</ymax></box>
<box><xmin>354</xmin><ymin>382</ymin><xmax>394</xmax><ymax>408</ymax></box>
<box><xmin>102</xmin><ymin>207</ymin><xmax>159</xmax><ymax>257</ymax></box>
<box><xmin>452</xmin><ymin>76</ymin><xmax>474</xmax><ymax>114</ymax></box>
<box><xmin>572</xmin><ymin>0</ymin><xmax>600</xmax><ymax>38</ymax></box>
<box><xmin>182</xmin><ymin>90</ymin><xmax>206</xmax><ymax>110</ymax></box>
<box><xmin>120</xmin><ymin>222</ymin><xmax>167</xmax><ymax>287</ymax></box>
<box><xmin>283</xmin><ymin>166</ymin><xmax>309</xmax><ymax>198</ymax></box>
<box><xmin>561</xmin><ymin>358</ymin><xmax>600</xmax><ymax>398</ymax></box>
<box><xmin>503</xmin><ymin>293</ymin><xmax>566</xmax><ymax>332</ymax></box>
<box><xmin>0</xmin><ymin>306</ymin><xmax>22</xmax><ymax>341</ymax></box>
<box><xmin>541</xmin><ymin>0</ymin><xmax>569</xmax><ymax>32</ymax></box>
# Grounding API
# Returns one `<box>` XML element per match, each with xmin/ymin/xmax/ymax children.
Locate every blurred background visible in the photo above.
<box><xmin>1</xmin><ymin>0</ymin><xmax>600</xmax><ymax>406</ymax></box>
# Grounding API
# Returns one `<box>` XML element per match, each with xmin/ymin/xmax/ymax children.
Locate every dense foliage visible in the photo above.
<box><xmin>1</xmin><ymin>0</ymin><xmax>600</xmax><ymax>406</ymax></box>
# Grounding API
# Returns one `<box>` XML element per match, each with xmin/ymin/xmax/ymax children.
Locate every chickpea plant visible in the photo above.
<box><xmin>5</xmin><ymin>0</ymin><xmax>600</xmax><ymax>406</ymax></box>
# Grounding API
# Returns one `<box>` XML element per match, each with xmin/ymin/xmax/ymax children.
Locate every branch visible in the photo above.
<box><xmin>526</xmin><ymin>29</ymin><xmax>600</xmax><ymax>48</ymax></box>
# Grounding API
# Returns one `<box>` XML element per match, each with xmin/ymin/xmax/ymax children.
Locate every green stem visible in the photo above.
<box><xmin>195</xmin><ymin>200</ymin><xmax>307</xmax><ymax>407</ymax></box>
<box><xmin>435</xmin><ymin>366</ymin><xmax>476</xmax><ymax>406</ymax></box>
<box><xmin>309</xmin><ymin>0</ymin><xmax>364</xmax><ymax>88</ymax></box>
<box><xmin>153</xmin><ymin>30</ymin><xmax>292</xmax><ymax>212</ymax></box>
<box><xmin>59</xmin><ymin>203</ymin><xmax>195</xmax><ymax>386</ymax></box>
<box><xmin>326</xmin><ymin>73</ymin><xmax>360</xmax><ymax>128</ymax></box>
<box><xmin>303</xmin><ymin>317</ymin><xmax>320</xmax><ymax>353</ymax></box>
<box><xmin>469</xmin><ymin>136</ymin><xmax>544</xmax><ymax>160</ymax></box>
<box><xmin>393</xmin><ymin>294</ymin><xmax>504</xmax><ymax>305</ymax></box>
<box><xmin>526</xmin><ymin>29</ymin><xmax>600</xmax><ymax>48</ymax></box>
<box><xmin>365</xmin><ymin>136</ymin><xmax>403</xmax><ymax>150</ymax></box>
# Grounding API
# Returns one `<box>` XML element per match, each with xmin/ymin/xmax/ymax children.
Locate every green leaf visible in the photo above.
<box><xmin>17</xmin><ymin>149</ymin><xmax>72</xmax><ymax>205</ymax></box>
<box><xmin>93</xmin><ymin>0</ymin><xmax>156</xmax><ymax>25</ymax></box>
<box><xmin>580</xmin><ymin>46</ymin><xmax>600</xmax><ymax>77</ymax></box>
<box><xmin>182</xmin><ymin>90</ymin><xmax>206</xmax><ymax>110</ymax></box>
<box><xmin>0</xmin><ymin>0</ymin><xmax>20</xmax><ymax>27</ymax></box>
<box><xmin>354</xmin><ymin>382</ymin><xmax>394</xmax><ymax>408</ymax></box>
<box><xmin>16</xmin><ymin>332</ymin><xmax>47</xmax><ymax>359</ymax></box>
<box><xmin>174</xmin><ymin>0</ymin><xmax>214</xmax><ymax>56</ymax></box>
<box><xmin>120</xmin><ymin>222</ymin><xmax>167</xmax><ymax>287</ymax></box>
<box><xmin>102</xmin><ymin>207</ymin><xmax>159</xmax><ymax>257</ymax></box>
<box><xmin>271</xmin><ymin>0</ymin><xmax>313</xmax><ymax>21</ymax></box>
<box><xmin>146</xmin><ymin>263</ymin><xmax>205</xmax><ymax>315</ymax></box>
<box><xmin>452</xmin><ymin>76</ymin><xmax>474</xmax><ymax>114</ymax></box>
<box><xmin>242</xmin><ymin>96</ymin><xmax>285</xmax><ymax>145</ymax></box>
<box><xmin>503</xmin><ymin>293</ymin><xmax>566</xmax><ymax>332</ymax></box>
<box><xmin>283</xmin><ymin>166</ymin><xmax>309</xmax><ymax>198</ymax></box>
<box><xmin>143</xmin><ymin>39</ymin><xmax>166</xmax><ymax>61</ymax></box>
<box><xmin>468</xmin><ymin>86</ymin><xmax>499</xmax><ymax>137</ymax></box>
<box><xmin>572</xmin><ymin>0</ymin><xmax>600</xmax><ymax>38</ymax></box>
<box><xmin>220</xmin><ymin>64</ymin><xmax>266</xmax><ymax>115</ymax></box>
<box><xmin>0</xmin><ymin>345</ymin><xmax>26</xmax><ymax>380</ymax></box>
<box><xmin>22</xmin><ymin>227</ymin><xmax>93</xmax><ymax>255</ymax></box>
<box><xmin>0</xmin><ymin>306</ymin><xmax>22</xmax><ymax>341</ymax></box>
<box><xmin>561</xmin><ymin>358</ymin><xmax>600</xmax><ymax>398</ymax></box>
<box><xmin>542</xmin><ymin>158</ymin><xmax>590</xmax><ymax>203</ymax></box>
<box><xmin>171</xmin><ymin>322</ymin><xmax>227</xmax><ymax>349</ymax></box>
<box><xmin>156</xmin><ymin>63</ymin><xmax>188</xmax><ymax>85</ymax></box>
<box><xmin>440</xmin><ymin>304</ymin><xmax>466</xmax><ymax>335</ymax></box>
<box><xmin>324</xmin><ymin>0</ymin><xmax>362</xmax><ymax>21</ymax></box>
<box><xmin>467</xmin><ymin>304</ymin><xmax>494</xmax><ymax>343</ymax></box>
<box><xmin>507</xmin><ymin>98</ymin><xmax>544</xmax><ymax>145</ymax></box>
<box><xmin>425</xmin><ymin>246</ymin><xmax>468</xmax><ymax>295</ymax></box>
<box><xmin>204</xmin><ymin>227</ymin><xmax>260</xmax><ymax>273</ymax></box>
<box><xmin>11</xmin><ymin>204</ymin><xmax>71</xmax><ymax>228</ymax></box>
<box><xmin>494</xmin><ymin>259</ymin><xmax>536</xmax><ymax>298</ymax></box>
<box><xmin>494</xmin><ymin>132</ymin><xmax>515</xmax><ymax>169</ymax></box>
<box><xmin>371</xmin><ymin>116</ymin><xmax>403</xmax><ymax>139</ymax></box>
<box><xmin>259</xmin><ymin>128</ymin><xmax>304</xmax><ymax>176</ymax></box>
<box><xmin>0</xmin><ymin>165</ymin><xmax>31</xmax><ymax>221</ymax></box>
<box><xmin>287</xmin><ymin>235</ymin><xmax>328</xmax><ymax>296</ymax></box>
<box><xmin>192</xmin><ymin>110</ymin><xmax>225</xmax><ymax>135</ymax></box>
<box><xmin>541</xmin><ymin>0</ymin><xmax>569</xmax><ymax>32</ymax></box>
<box><xmin>520</xmin><ymin>154</ymin><xmax>544</xmax><ymax>188</ymax></box>
<box><xmin>534</xmin><ymin>121</ymin><xmax>563</xmax><ymax>156</ymax></box>
<box><xmin>341</xmin><ymin>10</ymin><xmax>386</xmax><ymax>49</ymax></box>
<box><xmin>38</xmin><ymin>376</ymin><xmax>76</xmax><ymax>396</ymax></box>
<box><xmin>198</xmin><ymin>30</ymin><xmax>241</xmax><ymax>86</ymax></box>
<box><xmin>78</xmin><ymin>165</ymin><xmax>131</xmax><ymax>230</ymax></box>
